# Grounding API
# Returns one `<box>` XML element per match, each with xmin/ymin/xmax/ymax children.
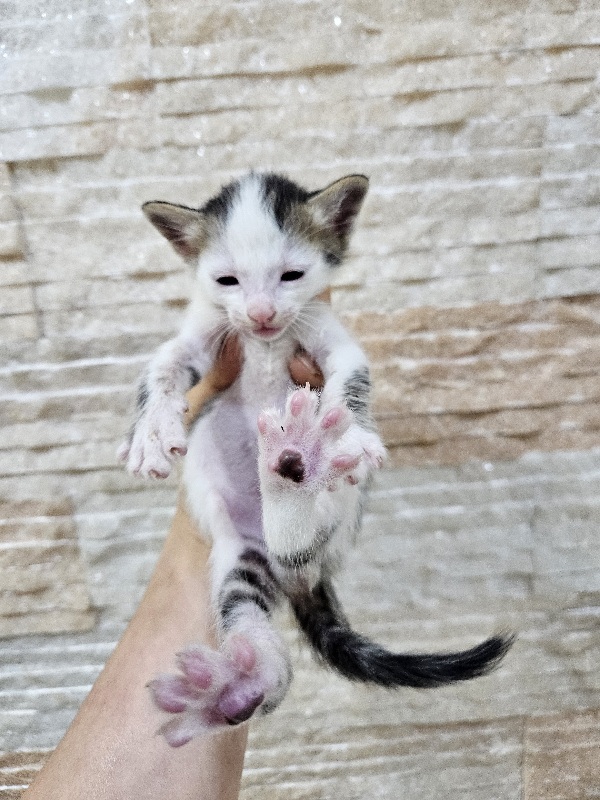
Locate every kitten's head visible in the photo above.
<box><xmin>142</xmin><ymin>172</ymin><xmax>368</xmax><ymax>341</ymax></box>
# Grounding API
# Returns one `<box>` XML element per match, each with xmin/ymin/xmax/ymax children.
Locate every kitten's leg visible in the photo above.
<box><xmin>149</xmin><ymin>511</ymin><xmax>291</xmax><ymax>747</ymax></box>
<box><xmin>297</xmin><ymin>308</ymin><xmax>385</xmax><ymax>469</ymax></box>
<box><xmin>257</xmin><ymin>385</ymin><xmax>381</xmax><ymax>563</ymax></box>
<box><xmin>118</xmin><ymin>333</ymin><xmax>211</xmax><ymax>479</ymax></box>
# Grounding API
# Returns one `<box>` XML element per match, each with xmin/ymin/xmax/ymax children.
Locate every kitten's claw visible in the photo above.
<box><xmin>116</xmin><ymin>440</ymin><xmax>130</xmax><ymax>463</ymax></box>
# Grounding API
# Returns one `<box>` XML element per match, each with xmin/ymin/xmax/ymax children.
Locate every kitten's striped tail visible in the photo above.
<box><xmin>290</xmin><ymin>579</ymin><xmax>514</xmax><ymax>688</ymax></box>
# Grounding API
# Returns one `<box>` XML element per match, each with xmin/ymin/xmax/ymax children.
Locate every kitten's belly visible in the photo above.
<box><xmin>185</xmin><ymin>395</ymin><xmax>267</xmax><ymax>541</ymax></box>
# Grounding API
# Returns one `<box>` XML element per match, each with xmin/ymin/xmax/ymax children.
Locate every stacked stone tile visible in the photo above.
<box><xmin>1</xmin><ymin>1</ymin><xmax>599</xmax><ymax>797</ymax></box>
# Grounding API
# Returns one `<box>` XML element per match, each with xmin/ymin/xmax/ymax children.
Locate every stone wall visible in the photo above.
<box><xmin>1</xmin><ymin>2</ymin><xmax>600</xmax><ymax>797</ymax></box>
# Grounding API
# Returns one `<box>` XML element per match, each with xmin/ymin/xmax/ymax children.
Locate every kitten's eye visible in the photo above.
<box><xmin>216</xmin><ymin>276</ymin><xmax>239</xmax><ymax>286</ymax></box>
<box><xmin>281</xmin><ymin>270</ymin><xmax>304</xmax><ymax>282</ymax></box>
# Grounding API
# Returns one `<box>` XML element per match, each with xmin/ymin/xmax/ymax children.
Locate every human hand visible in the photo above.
<box><xmin>185</xmin><ymin>336</ymin><xmax>325</xmax><ymax>426</ymax></box>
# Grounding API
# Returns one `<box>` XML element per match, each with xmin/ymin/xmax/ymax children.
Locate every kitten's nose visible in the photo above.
<box><xmin>247</xmin><ymin>299</ymin><xmax>276</xmax><ymax>325</ymax></box>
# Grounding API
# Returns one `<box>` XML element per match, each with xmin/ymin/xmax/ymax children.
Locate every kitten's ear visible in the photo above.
<box><xmin>142</xmin><ymin>201</ymin><xmax>208</xmax><ymax>262</ymax></box>
<box><xmin>308</xmin><ymin>174</ymin><xmax>369</xmax><ymax>245</ymax></box>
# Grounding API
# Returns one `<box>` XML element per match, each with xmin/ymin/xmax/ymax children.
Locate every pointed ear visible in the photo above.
<box><xmin>142</xmin><ymin>201</ymin><xmax>208</xmax><ymax>262</ymax></box>
<box><xmin>307</xmin><ymin>174</ymin><xmax>369</xmax><ymax>245</ymax></box>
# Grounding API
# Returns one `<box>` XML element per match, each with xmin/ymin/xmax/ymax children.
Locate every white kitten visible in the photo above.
<box><xmin>119</xmin><ymin>172</ymin><xmax>512</xmax><ymax>747</ymax></box>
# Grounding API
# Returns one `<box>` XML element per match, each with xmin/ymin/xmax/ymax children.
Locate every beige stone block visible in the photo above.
<box><xmin>387</xmin><ymin>149</ymin><xmax>543</xmax><ymax>186</ymax></box>
<box><xmin>35</xmin><ymin>273</ymin><xmax>190</xmax><ymax>312</ymax></box>
<box><xmin>377</xmin><ymin>406</ymin><xmax>548</xmax><ymax>449</ymax></box>
<box><xmin>0</xmin><ymin>495</ymin><xmax>93</xmax><ymax>638</ymax></box>
<box><xmin>0</xmin><ymin>193</ymin><xmax>18</xmax><ymax>222</ymax></box>
<box><xmin>0</xmin><ymin>608</ymin><xmax>95</xmax><ymax>639</ymax></box>
<box><xmin>15</xmin><ymin>182</ymin><xmax>162</xmax><ymax>222</ymax></box>
<box><xmin>41</xmin><ymin>302</ymin><xmax>183</xmax><ymax>340</ymax></box>
<box><xmin>0</xmin><ymin>548</ymin><xmax>89</xmax><ymax>611</ymax></box>
<box><xmin>0</xmin><ymin>750</ymin><xmax>49</xmax><ymax>798</ymax></box>
<box><xmin>148</xmin><ymin>34</ymin><xmax>348</xmax><ymax>83</ymax></box>
<box><xmin>243</xmin><ymin>718</ymin><xmax>523</xmax><ymax>799</ymax></box>
<box><xmin>360</xmin><ymin>324</ymin><xmax>575</xmax><ymax>362</ymax></box>
<box><xmin>1</xmin><ymin>357</ymin><xmax>147</xmax><ymax>396</ymax></box>
<box><xmin>7</xmin><ymin>0</ymin><xmax>127</xmax><ymax>17</ymax></box>
<box><xmin>0</xmin><ymin>497</ymin><xmax>73</xmax><ymax>521</ymax></box>
<box><xmin>523</xmin><ymin>710</ymin><xmax>600</xmax><ymax>800</ymax></box>
<box><xmin>344</xmin><ymin>228</ymin><xmax>541</xmax><ymax>274</ymax></box>
<box><xmin>0</xmin><ymin>386</ymin><xmax>131</xmax><ymax>428</ymax></box>
<box><xmin>82</xmin><ymin>536</ymin><xmax>159</xmax><ymax>616</ymax></box>
<box><xmin>377</xmin><ymin>404</ymin><xmax>600</xmax><ymax>465</ymax></box>
<box><xmin>0</xmin><ymin>121</ymin><xmax>116</xmax><ymax>162</ymax></box>
<box><xmin>0</xmin><ymin>515</ymin><xmax>75</xmax><ymax>546</ymax></box>
<box><xmin>0</xmin><ymin>314</ymin><xmax>38</xmax><ymax>340</ymax></box>
<box><xmin>504</xmin><ymin>45</ymin><xmax>599</xmax><ymax>84</ymax></box>
<box><xmin>390</xmin><ymin>82</ymin><xmax>593</xmax><ymax>128</ymax></box>
<box><xmin>366</xmin><ymin>181</ymin><xmax>540</xmax><ymax>221</ymax></box>
<box><xmin>74</xmin><ymin>506</ymin><xmax>172</xmax><ymax>543</ymax></box>
<box><xmin>0</xmin><ymin>84</ymin><xmax>156</xmax><ymax>133</ymax></box>
<box><xmin>0</xmin><ymin>261</ymin><xmax>32</xmax><ymax>287</ymax></box>
<box><xmin>3</xmin><ymin>369</ymin><xmax>138</xmax><ymax>411</ymax></box>
<box><xmin>0</xmin><ymin>163</ymin><xmax>11</xmax><ymax>189</ymax></box>
<box><xmin>147</xmin><ymin>3</ymin><xmax>303</xmax><ymax>47</ymax></box>
<box><xmin>334</xmin><ymin>268</ymin><xmax>538</xmax><ymax>312</ymax></box>
<box><xmin>376</xmin><ymin>47</ymin><xmax>596</xmax><ymax>96</ymax></box>
<box><xmin>0</xmin><ymin>437</ymin><xmax>121</xmax><ymax>476</ymax></box>
<box><xmin>0</xmin><ymin>116</ymin><xmax>165</xmax><ymax>162</ymax></box>
<box><xmin>539</xmin><ymin>234</ymin><xmax>600</xmax><ymax>270</ymax></box>
<box><xmin>544</xmin><ymin>143</ymin><xmax>600</xmax><ymax>176</ymax></box>
<box><xmin>375</xmin><ymin>368</ymin><xmax>600</xmax><ymax>415</ymax></box>
<box><xmin>542</xmin><ymin>174</ymin><xmax>600</xmax><ymax>210</ymax></box>
<box><xmin>4</xmin><ymin>10</ymin><xmax>148</xmax><ymax>56</ymax></box>
<box><xmin>541</xmin><ymin>266</ymin><xmax>600</xmax><ymax>298</ymax></box>
<box><xmin>547</xmin><ymin>112</ymin><xmax>600</xmax><ymax>145</ymax></box>
<box><xmin>340</xmin><ymin>302</ymin><xmax>530</xmax><ymax>339</ymax></box>
<box><xmin>384</xmin><ymin>426</ymin><xmax>600</xmax><ymax>468</ymax></box>
<box><xmin>520</xmin><ymin>9</ymin><xmax>600</xmax><ymax>49</ymax></box>
<box><xmin>0</xmin><ymin>221</ymin><xmax>25</xmax><ymax>258</ymax></box>
<box><xmin>0</xmin><ymin>284</ymin><xmax>34</xmax><ymax>315</ymax></box>
<box><xmin>22</xmin><ymin>217</ymin><xmax>174</xmax><ymax>281</ymax></box>
<box><xmin>0</xmin><ymin>464</ymin><xmax>174</xmax><ymax>508</ymax></box>
<box><xmin>0</xmin><ymin>46</ymin><xmax>152</xmax><ymax>96</ymax></box>
<box><xmin>465</xmin><ymin>116</ymin><xmax>546</xmax><ymax>150</ymax></box>
<box><xmin>543</xmin><ymin>205</ymin><xmax>600</xmax><ymax>238</ymax></box>
<box><xmin>0</xmin><ymin>417</ymin><xmax>123</xmax><ymax>452</ymax></box>
<box><xmin>386</xmin><ymin>435</ymin><xmax>529</xmax><ymax>467</ymax></box>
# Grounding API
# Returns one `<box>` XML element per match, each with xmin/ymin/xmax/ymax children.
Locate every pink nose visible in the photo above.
<box><xmin>247</xmin><ymin>301</ymin><xmax>276</xmax><ymax>325</ymax></box>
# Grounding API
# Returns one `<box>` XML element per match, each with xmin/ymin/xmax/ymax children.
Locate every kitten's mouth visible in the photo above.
<box><xmin>252</xmin><ymin>325</ymin><xmax>283</xmax><ymax>339</ymax></box>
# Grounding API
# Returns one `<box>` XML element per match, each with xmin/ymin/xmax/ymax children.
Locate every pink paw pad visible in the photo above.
<box><xmin>258</xmin><ymin>387</ymin><xmax>364</xmax><ymax>490</ymax></box>
<box><xmin>149</xmin><ymin>636</ymin><xmax>272</xmax><ymax>747</ymax></box>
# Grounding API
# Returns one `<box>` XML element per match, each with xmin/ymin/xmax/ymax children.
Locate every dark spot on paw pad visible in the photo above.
<box><xmin>277</xmin><ymin>449</ymin><xmax>304</xmax><ymax>482</ymax></box>
<box><xmin>225</xmin><ymin>693</ymin><xmax>264</xmax><ymax>725</ymax></box>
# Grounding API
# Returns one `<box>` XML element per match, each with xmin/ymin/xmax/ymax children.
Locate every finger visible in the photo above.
<box><xmin>288</xmin><ymin>348</ymin><xmax>324</xmax><ymax>390</ymax></box>
<box><xmin>211</xmin><ymin>334</ymin><xmax>244</xmax><ymax>391</ymax></box>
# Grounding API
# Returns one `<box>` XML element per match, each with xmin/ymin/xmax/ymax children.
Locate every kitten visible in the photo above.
<box><xmin>119</xmin><ymin>172</ymin><xmax>512</xmax><ymax>747</ymax></box>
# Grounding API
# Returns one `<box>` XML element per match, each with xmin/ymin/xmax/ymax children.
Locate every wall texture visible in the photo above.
<box><xmin>1</xmin><ymin>2</ymin><xmax>600</xmax><ymax>798</ymax></box>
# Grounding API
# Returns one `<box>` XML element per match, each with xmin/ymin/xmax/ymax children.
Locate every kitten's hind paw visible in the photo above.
<box><xmin>149</xmin><ymin>635</ymin><xmax>282</xmax><ymax>747</ymax></box>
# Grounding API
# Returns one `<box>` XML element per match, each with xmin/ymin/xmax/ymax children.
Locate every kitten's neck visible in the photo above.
<box><xmin>237</xmin><ymin>333</ymin><xmax>297</xmax><ymax>409</ymax></box>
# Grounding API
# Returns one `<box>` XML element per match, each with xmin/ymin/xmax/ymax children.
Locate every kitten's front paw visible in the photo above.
<box><xmin>118</xmin><ymin>398</ymin><xmax>188</xmax><ymax>479</ymax></box>
<box><xmin>257</xmin><ymin>385</ymin><xmax>363</xmax><ymax>492</ymax></box>
<box><xmin>149</xmin><ymin>635</ymin><xmax>284</xmax><ymax>747</ymax></box>
<box><xmin>352</xmin><ymin>427</ymin><xmax>386</xmax><ymax>472</ymax></box>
